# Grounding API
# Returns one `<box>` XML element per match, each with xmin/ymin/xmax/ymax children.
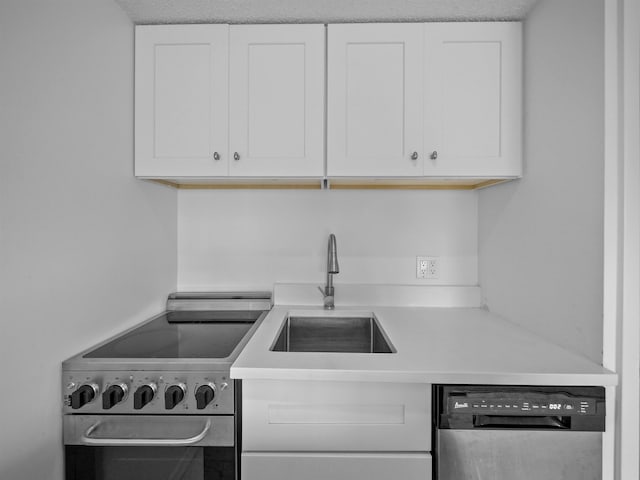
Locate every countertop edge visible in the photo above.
<box><xmin>230</xmin><ymin>367</ymin><xmax>618</xmax><ymax>386</ymax></box>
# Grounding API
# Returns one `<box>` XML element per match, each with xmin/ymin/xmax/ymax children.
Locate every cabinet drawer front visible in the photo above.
<box><xmin>242</xmin><ymin>380</ymin><xmax>431</xmax><ymax>451</ymax></box>
<box><xmin>242</xmin><ymin>452</ymin><xmax>432</xmax><ymax>480</ymax></box>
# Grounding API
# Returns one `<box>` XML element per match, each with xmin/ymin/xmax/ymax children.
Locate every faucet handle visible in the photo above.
<box><xmin>318</xmin><ymin>286</ymin><xmax>334</xmax><ymax>296</ymax></box>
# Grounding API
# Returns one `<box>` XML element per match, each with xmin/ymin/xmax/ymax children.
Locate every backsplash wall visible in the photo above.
<box><xmin>178</xmin><ymin>189</ymin><xmax>478</xmax><ymax>290</ymax></box>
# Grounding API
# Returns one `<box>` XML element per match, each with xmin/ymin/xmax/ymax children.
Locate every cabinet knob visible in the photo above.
<box><xmin>411</xmin><ymin>152</ymin><xmax>419</xmax><ymax>160</ymax></box>
<box><xmin>430</xmin><ymin>151</ymin><xmax>438</xmax><ymax>160</ymax></box>
<box><xmin>213</xmin><ymin>152</ymin><xmax>220</xmax><ymax>161</ymax></box>
<box><xmin>234</xmin><ymin>152</ymin><xmax>240</xmax><ymax>161</ymax></box>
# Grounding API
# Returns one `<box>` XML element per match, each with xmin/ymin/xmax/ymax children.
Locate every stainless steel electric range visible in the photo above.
<box><xmin>62</xmin><ymin>292</ymin><xmax>271</xmax><ymax>480</ymax></box>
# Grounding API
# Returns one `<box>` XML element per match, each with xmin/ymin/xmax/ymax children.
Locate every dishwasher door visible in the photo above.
<box><xmin>434</xmin><ymin>385</ymin><xmax>606</xmax><ymax>480</ymax></box>
<box><xmin>438</xmin><ymin>429</ymin><xmax>601</xmax><ymax>480</ymax></box>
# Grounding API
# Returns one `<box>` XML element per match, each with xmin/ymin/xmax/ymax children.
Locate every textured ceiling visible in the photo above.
<box><xmin>114</xmin><ymin>0</ymin><xmax>541</xmax><ymax>24</ymax></box>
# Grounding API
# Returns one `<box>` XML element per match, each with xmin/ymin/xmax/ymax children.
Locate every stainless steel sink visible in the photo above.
<box><xmin>270</xmin><ymin>313</ymin><xmax>395</xmax><ymax>353</ymax></box>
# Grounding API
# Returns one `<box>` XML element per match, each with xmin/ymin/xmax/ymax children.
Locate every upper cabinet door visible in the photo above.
<box><xmin>135</xmin><ymin>25</ymin><xmax>229</xmax><ymax>177</ymax></box>
<box><xmin>327</xmin><ymin>24</ymin><xmax>424</xmax><ymax>177</ymax></box>
<box><xmin>423</xmin><ymin>23</ymin><xmax>522</xmax><ymax>177</ymax></box>
<box><xmin>228</xmin><ymin>25</ymin><xmax>325</xmax><ymax>177</ymax></box>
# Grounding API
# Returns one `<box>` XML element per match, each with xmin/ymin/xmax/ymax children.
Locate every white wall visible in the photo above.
<box><xmin>478</xmin><ymin>0</ymin><xmax>604</xmax><ymax>362</ymax></box>
<box><xmin>178</xmin><ymin>190</ymin><xmax>477</xmax><ymax>290</ymax></box>
<box><xmin>0</xmin><ymin>2</ymin><xmax>177</xmax><ymax>479</ymax></box>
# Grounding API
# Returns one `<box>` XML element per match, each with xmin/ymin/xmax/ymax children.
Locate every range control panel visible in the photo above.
<box><xmin>447</xmin><ymin>393</ymin><xmax>597</xmax><ymax>416</ymax></box>
<box><xmin>62</xmin><ymin>371</ymin><xmax>234</xmax><ymax>415</ymax></box>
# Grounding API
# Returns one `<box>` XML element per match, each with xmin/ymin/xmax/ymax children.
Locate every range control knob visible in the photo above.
<box><xmin>134</xmin><ymin>384</ymin><xmax>157</xmax><ymax>410</ymax></box>
<box><xmin>165</xmin><ymin>384</ymin><xmax>186</xmax><ymax>410</ymax></box>
<box><xmin>102</xmin><ymin>383</ymin><xmax>128</xmax><ymax>410</ymax></box>
<box><xmin>70</xmin><ymin>383</ymin><xmax>98</xmax><ymax>409</ymax></box>
<box><xmin>195</xmin><ymin>384</ymin><xmax>216</xmax><ymax>410</ymax></box>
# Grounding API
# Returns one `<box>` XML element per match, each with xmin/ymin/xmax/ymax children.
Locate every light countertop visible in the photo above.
<box><xmin>230</xmin><ymin>285</ymin><xmax>617</xmax><ymax>386</ymax></box>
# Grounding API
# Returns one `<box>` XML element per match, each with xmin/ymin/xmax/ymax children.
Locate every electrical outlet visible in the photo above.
<box><xmin>417</xmin><ymin>256</ymin><xmax>439</xmax><ymax>279</ymax></box>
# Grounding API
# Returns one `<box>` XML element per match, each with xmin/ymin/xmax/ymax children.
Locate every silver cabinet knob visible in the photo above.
<box><xmin>430</xmin><ymin>151</ymin><xmax>438</xmax><ymax>160</ymax></box>
<box><xmin>233</xmin><ymin>152</ymin><xmax>240</xmax><ymax>161</ymax></box>
<box><xmin>213</xmin><ymin>152</ymin><xmax>220</xmax><ymax>161</ymax></box>
<box><xmin>411</xmin><ymin>152</ymin><xmax>419</xmax><ymax>160</ymax></box>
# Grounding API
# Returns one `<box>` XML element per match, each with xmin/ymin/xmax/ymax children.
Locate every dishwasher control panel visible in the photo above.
<box><xmin>447</xmin><ymin>393</ymin><xmax>597</xmax><ymax>415</ymax></box>
<box><xmin>436</xmin><ymin>385</ymin><xmax>607</xmax><ymax>432</ymax></box>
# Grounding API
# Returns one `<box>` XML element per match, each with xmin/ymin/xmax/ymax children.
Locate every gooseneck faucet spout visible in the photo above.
<box><xmin>323</xmin><ymin>234</ymin><xmax>339</xmax><ymax>309</ymax></box>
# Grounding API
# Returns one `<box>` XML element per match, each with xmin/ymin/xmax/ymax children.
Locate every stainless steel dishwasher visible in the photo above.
<box><xmin>433</xmin><ymin>385</ymin><xmax>606</xmax><ymax>480</ymax></box>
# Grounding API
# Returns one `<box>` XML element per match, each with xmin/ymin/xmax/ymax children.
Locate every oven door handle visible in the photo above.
<box><xmin>81</xmin><ymin>418</ymin><xmax>212</xmax><ymax>446</ymax></box>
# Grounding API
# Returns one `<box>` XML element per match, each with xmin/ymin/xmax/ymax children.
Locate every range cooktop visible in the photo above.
<box><xmin>84</xmin><ymin>310</ymin><xmax>262</xmax><ymax>359</ymax></box>
<box><xmin>62</xmin><ymin>292</ymin><xmax>271</xmax><ymax>415</ymax></box>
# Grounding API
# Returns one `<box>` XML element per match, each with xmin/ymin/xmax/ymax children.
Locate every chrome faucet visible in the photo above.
<box><xmin>322</xmin><ymin>233</ymin><xmax>340</xmax><ymax>309</ymax></box>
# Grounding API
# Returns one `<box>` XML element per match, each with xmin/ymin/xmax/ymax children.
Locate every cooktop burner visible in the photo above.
<box><xmin>84</xmin><ymin>310</ymin><xmax>262</xmax><ymax>359</ymax></box>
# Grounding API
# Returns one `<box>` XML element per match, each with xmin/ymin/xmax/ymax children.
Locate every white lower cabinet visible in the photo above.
<box><xmin>242</xmin><ymin>452</ymin><xmax>432</xmax><ymax>480</ymax></box>
<box><xmin>241</xmin><ymin>380</ymin><xmax>432</xmax><ymax>480</ymax></box>
<box><xmin>242</xmin><ymin>380</ymin><xmax>430</xmax><ymax>451</ymax></box>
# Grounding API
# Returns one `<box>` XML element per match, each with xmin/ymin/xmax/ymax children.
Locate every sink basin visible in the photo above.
<box><xmin>270</xmin><ymin>313</ymin><xmax>395</xmax><ymax>353</ymax></box>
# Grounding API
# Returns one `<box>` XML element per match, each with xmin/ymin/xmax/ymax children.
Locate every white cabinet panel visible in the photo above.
<box><xmin>441</xmin><ymin>42</ymin><xmax>501</xmax><ymax>157</ymax></box>
<box><xmin>135</xmin><ymin>25</ymin><xmax>229</xmax><ymax>177</ymax></box>
<box><xmin>327</xmin><ymin>24</ymin><xmax>423</xmax><ymax>177</ymax></box>
<box><xmin>346</xmin><ymin>43</ymin><xmax>405</xmax><ymax>158</ymax></box>
<box><xmin>229</xmin><ymin>25</ymin><xmax>325</xmax><ymax>177</ymax></box>
<box><xmin>135</xmin><ymin>23</ymin><xmax>521</xmax><ymax>184</ymax></box>
<box><xmin>423</xmin><ymin>22</ymin><xmax>522</xmax><ymax>177</ymax></box>
<box><xmin>242</xmin><ymin>379</ymin><xmax>431</xmax><ymax>451</ymax></box>
<box><xmin>154</xmin><ymin>45</ymin><xmax>210</xmax><ymax>158</ymax></box>
<box><xmin>242</xmin><ymin>452</ymin><xmax>432</xmax><ymax>480</ymax></box>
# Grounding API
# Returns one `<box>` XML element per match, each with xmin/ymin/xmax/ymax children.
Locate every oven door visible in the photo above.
<box><xmin>64</xmin><ymin>415</ymin><xmax>236</xmax><ymax>480</ymax></box>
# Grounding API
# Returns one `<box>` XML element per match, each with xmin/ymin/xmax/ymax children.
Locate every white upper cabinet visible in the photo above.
<box><xmin>327</xmin><ymin>22</ymin><xmax>522</xmax><ymax>179</ymax></box>
<box><xmin>327</xmin><ymin>24</ymin><xmax>424</xmax><ymax>177</ymax></box>
<box><xmin>135</xmin><ymin>25</ymin><xmax>229</xmax><ymax>177</ymax></box>
<box><xmin>423</xmin><ymin>23</ymin><xmax>522</xmax><ymax>177</ymax></box>
<box><xmin>135</xmin><ymin>22</ymin><xmax>521</xmax><ymax>185</ymax></box>
<box><xmin>229</xmin><ymin>25</ymin><xmax>325</xmax><ymax>177</ymax></box>
<box><xmin>135</xmin><ymin>24</ymin><xmax>324</xmax><ymax>178</ymax></box>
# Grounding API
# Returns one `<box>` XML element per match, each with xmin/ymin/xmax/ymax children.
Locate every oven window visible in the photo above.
<box><xmin>65</xmin><ymin>446</ymin><xmax>235</xmax><ymax>480</ymax></box>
